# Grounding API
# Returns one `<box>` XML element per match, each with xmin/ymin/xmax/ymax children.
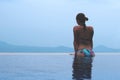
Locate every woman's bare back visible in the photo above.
<box><xmin>73</xmin><ymin>26</ymin><xmax>94</xmax><ymax>50</ymax></box>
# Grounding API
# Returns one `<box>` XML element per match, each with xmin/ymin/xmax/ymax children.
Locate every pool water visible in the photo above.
<box><xmin>0</xmin><ymin>53</ymin><xmax>120</xmax><ymax>80</ymax></box>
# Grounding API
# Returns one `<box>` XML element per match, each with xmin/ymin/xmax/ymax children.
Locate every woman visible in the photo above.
<box><xmin>73</xmin><ymin>13</ymin><xmax>94</xmax><ymax>56</ymax></box>
<box><xmin>72</xmin><ymin>13</ymin><xmax>95</xmax><ymax>80</ymax></box>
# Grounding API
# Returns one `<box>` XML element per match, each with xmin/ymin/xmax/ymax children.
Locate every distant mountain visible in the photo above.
<box><xmin>0</xmin><ymin>41</ymin><xmax>120</xmax><ymax>52</ymax></box>
<box><xmin>93</xmin><ymin>45</ymin><xmax>120</xmax><ymax>52</ymax></box>
<box><xmin>0</xmin><ymin>41</ymin><xmax>73</xmax><ymax>52</ymax></box>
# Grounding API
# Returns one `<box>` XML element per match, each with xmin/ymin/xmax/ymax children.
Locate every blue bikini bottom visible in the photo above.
<box><xmin>77</xmin><ymin>48</ymin><xmax>95</xmax><ymax>57</ymax></box>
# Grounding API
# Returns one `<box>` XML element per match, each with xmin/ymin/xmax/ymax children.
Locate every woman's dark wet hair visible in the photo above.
<box><xmin>76</xmin><ymin>13</ymin><xmax>88</xmax><ymax>31</ymax></box>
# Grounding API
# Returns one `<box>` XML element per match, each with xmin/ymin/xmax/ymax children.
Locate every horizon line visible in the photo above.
<box><xmin>0</xmin><ymin>53</ymin><xmax>120</xmax><ymax>56</ymax></box>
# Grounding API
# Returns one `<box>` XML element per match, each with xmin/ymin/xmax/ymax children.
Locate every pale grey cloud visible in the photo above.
<box><xmin>0</xmin><ymin>0</ymin><xmax>120</xmax><ymax>48</ymax></box>
<box><xmin>0</xmin><ymin>0</ymin><xmax>15</xmax><ymax>2</ymax></box>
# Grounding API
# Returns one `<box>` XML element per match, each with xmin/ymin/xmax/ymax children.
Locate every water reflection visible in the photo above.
<box><xmin>72</xmin><ymin>56</ymin><xmax>93</xmax><ymax>80</ymax></box>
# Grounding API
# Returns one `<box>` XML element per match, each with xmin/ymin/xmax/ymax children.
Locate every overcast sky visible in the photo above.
<box><xmin>0</xmin><ymin>0</ymin><xmax>120</xmax><ymax>49</ymax></box>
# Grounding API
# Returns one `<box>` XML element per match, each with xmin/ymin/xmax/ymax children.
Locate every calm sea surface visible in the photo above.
<box><xmin>0</xmin><ymin>53</ymin><xmax>120</xmax><ymax>80</ymax></box>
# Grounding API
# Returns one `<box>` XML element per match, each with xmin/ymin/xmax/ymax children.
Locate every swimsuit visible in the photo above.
<box><xmin>77</xmin><ymin>48</ymin><xmax>95</xmax><ymax>57</ymax></box>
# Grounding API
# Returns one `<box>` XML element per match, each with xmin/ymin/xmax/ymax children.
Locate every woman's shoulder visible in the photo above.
<box><xmin>87</xmin><ymin>26</ymin><xmax>93</xmax><ymax>29</ymax></box>
<box><xmin>73</xmin><ymin>25</ymin><xmax>94</xmax><ymax>31</ymax></box>
<box><xmin>73</xmin><ymin>26</ymin><xmax>82</xmax><ymax>31</ymax></box>
<box><xmin>87</xmin><ymin>26</ymin><xmax>94</xmax><ymax>31</ymax></box>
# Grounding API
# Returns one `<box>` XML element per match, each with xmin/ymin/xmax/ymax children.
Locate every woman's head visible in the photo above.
<box><xmin>76</xmin><ymin>13</ymin><xmax>88</xmax><ymax>25</ymax></box>
<box><xmin>76</xmin><ymin>13</ymin><xmax>89</xmax><ymax>31</ymax></box>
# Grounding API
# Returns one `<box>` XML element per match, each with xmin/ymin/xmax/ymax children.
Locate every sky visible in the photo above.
<box><xmin>0</xmin><ymin>0</ymin><xmax>120</xmax><ymax>49</ymax></box>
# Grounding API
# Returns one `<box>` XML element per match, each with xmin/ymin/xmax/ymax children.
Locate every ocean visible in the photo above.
<box><xmin>0</xmin><ymin>53</ymin><xmax>120</xmax><ymax>80</ymax></box>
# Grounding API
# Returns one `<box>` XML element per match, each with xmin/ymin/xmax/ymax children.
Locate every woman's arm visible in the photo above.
<box><xmin>91</xmin><ymin>27</ymin><xmax>94</xmax><ymax>49</ymax></box>
<box><xmin>73</xmin><ymin>27</ymin><xmax>78</xmax><ymax>52</ymax></box>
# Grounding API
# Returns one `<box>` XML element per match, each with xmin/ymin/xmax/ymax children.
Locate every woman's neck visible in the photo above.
<box><xmin>78</xmin><ymin>22</ymin><xmax>85</xmax><ymax>26</ymax></box>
